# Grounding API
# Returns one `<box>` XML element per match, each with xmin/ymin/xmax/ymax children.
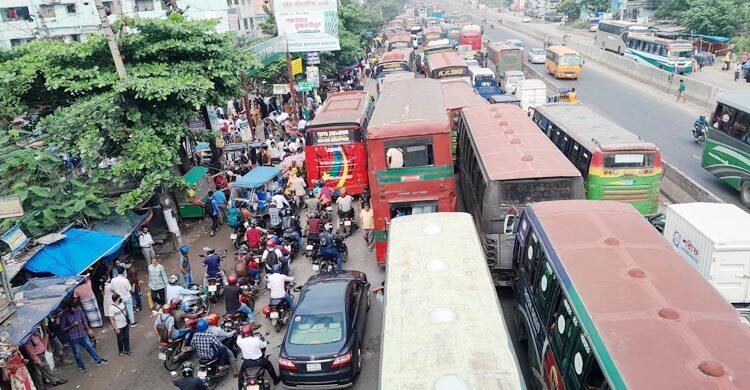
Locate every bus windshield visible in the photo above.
<box><xmin>374</xmin><ymin>62</ymin><xmax>410</xmax><ymax>78</ymax></box>
<box><xmin>559</xmin><ymin>54</ymin><xmax>582</xmax><ymax>66</ymax></box>
<box><xmin>670</xmin><ymin>49</ymin><xmax>692</xmax><ymax>59</ymax></box>
<box><xmin>603</xmin><ymin>152</ymin><xmax>655</xmax><ymax>169</ymax></box>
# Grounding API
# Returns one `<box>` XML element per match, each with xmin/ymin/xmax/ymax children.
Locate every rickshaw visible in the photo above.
<box><xmin>547</xmin><ymin>87</ymin><xmax>578</xmax><ymax>103</ymax></box>
<box><xmin>229</xmin><ymin>166</ymin><xmax>283</xmax><ymax>228</ymax></box>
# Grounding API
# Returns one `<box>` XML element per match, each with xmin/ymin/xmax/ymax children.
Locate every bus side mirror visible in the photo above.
<box><xmin>503</xmin><ymin>215</ymin><xmax>515</xmax><ymax>234</ymax></box>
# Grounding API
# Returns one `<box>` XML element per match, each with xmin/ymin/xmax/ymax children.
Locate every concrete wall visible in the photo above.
<box><xmin>502</xmin><ymin>18</ymin><xmax>723</xmax><ymax>109</ymax></box>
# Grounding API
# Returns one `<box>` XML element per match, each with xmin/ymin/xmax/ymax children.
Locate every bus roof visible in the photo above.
<box><xmin>461</xmin><ymin>24</ymin><xmax>481</xmax><ymax>33</ymax></box>
<box><xmin>717</xmin><ymin>91</ymin><xmax>750</xmax><ymax>113</ymax></box>
<box><xmin>440</xmin><ymin>79</ymin><xmax>487</xmax><ymax>110</ymax></box>
<box><xmin>380</xmin><ymin>212</ymin><xmax>525</xmax><ymax>389</ymax></box>
<box><xmin>462</xmin><ymin>104</ymin><xmax>581</xmax><ymax>181</ymax></box>
<box><xmin>427</xmin><ymin>51</ymin><xmax>467</xmax><ymax>70</ymax></box>
<box><xmin>599</xmin><ymin>20</ymin><xmax>644</xmax><ymax>27</ymax></box>
<box><xmin>486</xmin><ymin>41</ymin><xmax>520</xmax><ymax>53</ymax></box>
<box><xmin>535</xmin><ymin>103</ymin><xmax>656</xmax><ymax>152</ymax></box>
<box><xmin>527</xmin><ymin>200</ymin><xmax>750</xmax><ymax>389</ymax></box>
<box><xmin>627</xmin><ymin>33</ymin><xmax>692</xmax><ymax>46</ymax></box>
<box><xmin>424</xmin><ymin>25</ymin><xmax>443</xmax><ymax>34</ymax></box>
<box><xmin>546</xmin><ymin>45</ymin><xmax>580</xmax><ymax>56</ymax></box>
<box><xmin>387</xmin><ymin>32</ymin><xmax>412</xmax><ymax>42</ymax></box>
<box><xmin>380</xmin><ymin>50</ymin><xmax>410</xmax><ymax>63</ymax></box>
<box><xmin>305</xmin><ymin>91</ymin><xmax>371</xmax><ymax>131</ymax></box>
<box><xmin>367</xmin><ymin>79</ymin><xmax>448</xmax><ymax>139</ymax></box>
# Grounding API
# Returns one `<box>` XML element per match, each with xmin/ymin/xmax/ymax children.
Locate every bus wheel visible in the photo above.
<box><xmin>741</xmin><ymin>181</ymin><xmax>750</xmax><ymax>207</ymax></box>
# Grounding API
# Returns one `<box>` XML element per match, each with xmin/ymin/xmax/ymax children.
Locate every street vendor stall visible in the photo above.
<box><xmin>177</xmin><ymin>166</ymin><xmax>211</xmax><ymax>219</ymax></box>
<box><xmin>230</xmin><ymin>167</ymin><xmax>282</xmax><ymax>227</ymax></box>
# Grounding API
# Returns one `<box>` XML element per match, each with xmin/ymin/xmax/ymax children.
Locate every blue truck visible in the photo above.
<box><xmin>469</xmin><ymin>67</ymin><xmax>503</xmax><ymax>100</ymax></box>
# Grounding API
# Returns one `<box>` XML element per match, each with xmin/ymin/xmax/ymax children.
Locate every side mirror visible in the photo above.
<box><xmin>503</xmin><ymin>215</ymin><xmax>516</xmax><ymax>234</ymax></box>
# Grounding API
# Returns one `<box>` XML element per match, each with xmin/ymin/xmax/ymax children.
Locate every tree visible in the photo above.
<box><xmin>732</xmin><ymin>36</ymin><xmax>750</xmax><ymax>56</ymax></box>
<box><xmin>0</xmin><ymin>14</ymin><xmax>255</xmax><ymax>231</ymax></box>
<box><xmin>679</xmin><ymin>0</ymin><xmax>741</xmax><ymax>36</ymax></box>
<box><xmin>557</xmin><ymin>0</ymin><xmax>581</xmax><ymax>21</ymax></box>
<box><xmin>652</xmin><ymin>0</ymin><xmax>689</xmax><ymax>20</ymax></box>
<box><xmin>581</xmin><ymin>0</ymin><xmax>610</xmax><ymax>14</ymax></box>
<box><xmin>259</xmin><ymin>5</ymin><xmax>277</xmax><ymax>36</ymax></box>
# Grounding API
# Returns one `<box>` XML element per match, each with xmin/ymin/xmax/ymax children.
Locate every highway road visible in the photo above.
<box><xmin>440</xmin><ymin>0</ymin><xmax>744</xmax><ymax>208</ymax></box>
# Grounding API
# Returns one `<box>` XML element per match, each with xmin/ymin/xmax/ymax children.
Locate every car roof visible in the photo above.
<box><xmin>297</xmin><ymin>280</ymin><xmax>350</xmax><ymax>314</ymax></box>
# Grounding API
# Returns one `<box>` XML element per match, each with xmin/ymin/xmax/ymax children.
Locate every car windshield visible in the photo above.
<box><xmin>530</xmin><ymin>49</ymin><xmax>544</xmax><ymax>55</ymax></box>
<box><xmin>289</xmin><ymin>313</ymin><xmax>345</xmax><ymax>345</ymax></box>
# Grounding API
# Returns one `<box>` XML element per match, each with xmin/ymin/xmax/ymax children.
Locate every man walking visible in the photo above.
<box><xmin>110</xmin><ymin>267</ymin><xmax>137</xmax><ymax>326</ymax></box>
<box><xmin>59</xmin><ymin>303</ymin><xmax>108</xmax><ymax>373</ymax></box>
<box><xmin>179</xmin><ymin>246</ymin><xmax>193</xmax><ymax>288</ymax></box>
<box><xmin>212</xmin><ymin>186</ymin><xmax>228</xmax><ymax>224</ymax></box>
<box><xmin>107</xmin><ymin>293</ymin><xmax>132</xmax><ymax>356</ymax></box>
<box><xmin>138</xmin><ymin>226</ymin><xmax>156</xmax><ymax>261</ymax></box>
<box><xmin>677</xmin><ymin>79</ymin><xmax>686</xmax><ymax>103</ymax></box>
<box><xmin>148</xmin><ymin>258</ymin><xmax>169</xmax><ymax>310</ymax></box>
<box><xmin>360</xmin><ymin>203</ymin><xmax>375</xmax><ymax>251</ymax></box>
<box><xmin>206</xmin><ymin>191</ymin><xmax>220</xmax><ymax>237</ymax></box>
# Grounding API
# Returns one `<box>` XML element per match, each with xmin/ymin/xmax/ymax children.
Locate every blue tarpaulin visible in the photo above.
<box><xmin>234</xmin><ymin>167</ymin><xmax>281</xmax><ymax>188</ymax></box>
<box><xmin>3</xmin><ymin>276</ymin><xmax>84</xmax><ymax>345</ymax></box>
<box><xmin>91</xmin><ymin>210</ymin><xmax>150</xmax><ymax>238</ymax></box>
<box><xmin>25</xmin><ymin>228</ymin><xmax>124</xmax><ymax>276</ymax></box>
<box><xmin>694</xmin><ymin>34</ymin><xmax>731</xmax><ymax>43</ymax></box>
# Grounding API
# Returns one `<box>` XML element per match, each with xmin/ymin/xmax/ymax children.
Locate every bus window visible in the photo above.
<box><xmin>385</xmin><ymin>138</ymin><xmax>435</xmax><ymax>168</ymax></box>
<box><xmin>603</xmin><ymin>153</ymin><xmax>655</xmax><ymax>169</ymax></box>
<box><xmin>577</xmin><ymin>151</ymin><xmax>591</xmax><ymax>176</ymax></box>
<box><xmin>390</xmin><ymin>202</ymin><xmax>438</xmax><ymax>218</ymax></box>
<box><xmin>570</xmin><ymin>143</ymin><xmax>581</xmax><ymax>165</ymax></box>
<box><xmin>534</xmin><ymin>261</ymin><xmax>559</xmax><ymax>324</ymax></box>
<box><xmin>522</xmin><ymin>232</ymin><xmax>543</xmax><ymax>288</ymax></box>
<box><xmin>565</xmin><ymin>331</ymin><xmax>600</xmax><ymax>388</ymax></box>
<box><xmin>550</xmin><ymin>298</ymin><xmax>580</xmax><ymax>372</ymax></box>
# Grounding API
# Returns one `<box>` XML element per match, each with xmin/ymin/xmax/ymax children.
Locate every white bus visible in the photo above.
<box><xmin>624</xmin><ymin>34</ymin><xmax>694</xmax><ymax>74</ymax></box>
<box><xmin>594</xmin><ymin>20</ymin><xmax>648</xmax><ymax>55</ymax></box>
<box><xmin>379</xmin><ymin>212</ymin><xmax>526</xmax><ymax>389</ymax></box>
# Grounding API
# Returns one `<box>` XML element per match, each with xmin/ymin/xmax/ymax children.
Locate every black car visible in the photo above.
<box><xmin>278</xmin><ymin>270</ymin><xmax>370</xmax><ymax>388</ymax></box>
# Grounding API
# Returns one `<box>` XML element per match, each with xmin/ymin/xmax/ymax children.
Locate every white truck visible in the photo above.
<box><xmin>663</xmin><ymin>203</ymin><xmax>750</xmax><ymax>304</ymax></box>
<box><xmin>514</xmin><ymin>78</ymin><xmax>547</xmax><ymax>114</ymax></box>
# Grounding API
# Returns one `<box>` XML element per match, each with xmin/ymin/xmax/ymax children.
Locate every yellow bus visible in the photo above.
<box><xmin>545</xmin><ymin>45</ymin><xmax>582</xmax><ymax>79</ymax></box>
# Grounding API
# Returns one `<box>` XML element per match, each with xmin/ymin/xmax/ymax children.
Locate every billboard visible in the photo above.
<box><xmin>273</xmin><ymin>0</ymin><xmax>340</xmax><ymax>52</ymax></box>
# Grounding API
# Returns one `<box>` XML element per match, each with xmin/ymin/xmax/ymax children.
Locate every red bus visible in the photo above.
<box><xmin>459</xmin><ymin>25</ymin><xmax>482</xmax><ymax>51</ymax></box>
<box><xmin>366</xmin><ymin>79</ymin><xmax>457</xmax><ymax>263</ymax></box>
<box><xmin>304</xmin><ymin>91</ymin><xmax>375</xmax><ymax>195</ymax></box>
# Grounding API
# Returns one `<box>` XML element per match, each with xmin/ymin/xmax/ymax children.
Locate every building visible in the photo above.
<box><xmin>0</xmin><ymin>0</ymin><xmax>251</xmax><ymax>49</ymax></box>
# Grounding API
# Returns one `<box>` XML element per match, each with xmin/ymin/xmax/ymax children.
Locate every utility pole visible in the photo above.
<box><xmin>285</xmin><ymin>37</ymin><xmax>299</xmax><ymax>123</ymax></box>
<box><xmin>94</xmin><ymin>0</ymin><xmax>127</xmax><ymax>79</ymax></box>
<box><xmin>32</xmin><ymin>5</ymin><xmax>51</xmax><ymax>39</ymax></box>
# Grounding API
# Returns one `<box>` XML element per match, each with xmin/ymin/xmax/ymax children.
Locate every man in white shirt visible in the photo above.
<box><xmin>236</xmin><ymin>326</ymin><xmax>279</xmax><ymax>386</ymax></box>
<box><xmin>165</xmin><ymin>275</ymin><xmax>199</xmax><ymax>306</ymax></box>
<box><xmin>335</xmin><ymin>190</ymin><xmax>355</xmax><ymax>220</ymax></box>
<box><xmin>386</xmin><ymin>147</ymin><xmax>404</xmax><ymax>168</ymax></box>
<box><xmin>138</xmin><ymin>226</ymin><xmax>156</xmax><ymax>261</ymax></box>
<box><xmin>271</xmin><ymin>192</ymin><xmax>290</xmax><ymax>210</ymax></box>
<box><xmin>110</xmin><ymin>267</ymin><xmax>137</xmax><ymax>326</ymax></box>
<box><xmin>267</xmin><ymin>271</ymin><xmax>295</xmax><ymax>309</ymax></box>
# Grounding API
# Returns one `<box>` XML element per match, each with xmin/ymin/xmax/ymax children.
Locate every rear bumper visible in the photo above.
<box><xmin>281</xmin><ymin>366</ymin><xmax>355</xmax><ymax>389</ymax></box>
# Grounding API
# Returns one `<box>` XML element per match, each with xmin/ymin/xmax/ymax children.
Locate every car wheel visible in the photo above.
<box><xmin>355</xmin><ymin>345</ymin><xmax>363</xmax><ymax>376</ymax></box>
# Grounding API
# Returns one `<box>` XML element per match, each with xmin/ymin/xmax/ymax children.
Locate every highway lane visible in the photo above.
<box><xmin>439</xmin><ymin>1</ymin><xmax>743</xmax><ymax>208</ymax></box>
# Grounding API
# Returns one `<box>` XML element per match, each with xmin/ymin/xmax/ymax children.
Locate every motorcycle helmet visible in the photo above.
<box><xmin>162</xmin><ymin>303</ymin><xmax>173</xmax><ymax>314</ymax></box>
<box><xmin>266</xmin><ymin>239</ymin><xmax>276</xmax><ymax>248</ymax></box>
<box><xmin>269</xmin><ymin>263</ymin><xmax>283</xmax><ymax>274</ymax></box>
<box><xmin>181</xmin><ymin>361</ymin><xmax>194</xmax><ymax>377</ymax></box>
<box><xmin>206</xmin><ymin>313</ymin><xmax>220</xmax><ymax>327</ymax></box>
<box><xmin>240</xmin><ymin>324</ymin><xmax>254</xmax><ymax>337</ymax></box>
<box><xmin>206</xmin><ymin>247</ymin><xmax>216</xmax><ymax>255</ymax></box>
<box><xmin>179</xmin><ymin>245</ymin><xmax>189</xmax><ymax>254</ymax></box>
<box><xmin>308</xmin><ymin>211</ymin><xmax>318</xmax><ymax>219</ymax></box>
<box><xmin>700</xmin><ymin>115</ymin><xmax>706</xmax><ymax>119</ymax></box>
<box><xmin>168</xmin><ymin>275</ymin><xmax>179</xmax><ymax>285</ymax></box>
<box><xmin>170</xmin><ymin>297</ymin><xmax>183</xmax><ymax>308</ymax></box>
<box><xmin>249</xmin><ymin>218</ymin><xmax>258</xmax><ymax>228</ymax></box>
<box><xmin>227</xmin><ymin>273</ymin><xmax>238</xmax><ymax>286</ymax></box>
<box><xmin>196</xmin><ymin>318</ymin><xmax>209</xmax><ymax>332</ymax></box>
<box><xmin>324</xmin><ymin>222</ymin><xmax>333</xmax><ymax>232</ymax></box>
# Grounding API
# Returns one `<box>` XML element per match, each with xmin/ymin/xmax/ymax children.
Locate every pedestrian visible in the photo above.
<box><xmin>261</xmin><ymin>145</ymin><xmax>272</xmax><ymax>166</ymax></box>
<box><xmin>212</xmin><ymin>184</ymin><xmax>228</xmax><ymax>224</ymax></box>
<box><xmin>137</xmin><ymin>225</ymin><xmax>156</xmax><ymax>261</ymax></box>
<box><xmin>735</xmin><ymin>62</ymin><xmax>742</xmax><ymax>82</ymax></box>
<box><xmin>107</xmin><ymin>293</ymin><xmax>132</xmax><ymax>356</ymax></box>
<box><xmin>110</xmin><ymin>266</ymin><xmax>137</xmax><ymax>326</ymax></box>
<box><xmin>59</xmin><ymin>302</ymin><xmax>109</xmax><ymax>373</ymax></box>
<box><xmin>73</xmin><ymin>275</ymin><xmax>103</xmax><ymax>328</ymax></box>
<box><xmin>101</xmin><ymin>276</ymin><xmax>113</xmax><ymax>322</ymax></box>
<box><xmin>148</xmin><ymin>258</ymin><xmax>169</xmax><ymax>310</ymax></box>
<box><xmin>23</xmin><ymin>327</ymin><xmax>68</xmax><ymax>389</ymax></box>
<box><xmin>125</xmin><ymin>260</ymin><xmax>142</xmax><ymax>312</ymax></box>
<box><xmin>677</xmin><ymin>79</ymin><xmax>686</xmax><ymax>103</ymax></box>
<box><xmin>179</xmin><ymin>245</ymin><xmax>193</xmax><ymax>288</ymax></box>
<box><xmin>206</xmin><ymin>191</ymin><xmax>220</xmax><ymax>237</ymax></box>
<box><xmin>724</xmin><ymin>51</ymin><xmax>732</xmax><ymax>70</ymax></box>
<box><xmin>360</xmin><ymin>203</ymin><xmax>375</xmax><ymax>251</ymax></box>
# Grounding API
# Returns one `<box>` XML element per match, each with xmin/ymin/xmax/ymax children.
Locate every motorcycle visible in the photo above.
<box><xmin>320</xmin><ymin>205</ymin><xmax>333</xmax><ymax>223</ymax></box>
<box><xmin>263</xmin><ymin>283</ymin><xmax>300</xmax><ymax>333</ymax></box>
<box><xmin>693</xmin><ymin>122</ymin><xmax>708</xmax><ymax>143</ymax></box>
<box><xmin>182</xmin><ymin>284</ymin><xmax>211</xmax><ymax>314</ymax></box>
<box><xmin>337</xmin><ymin>210</ymin><xmax>356</xmax><ymax>237</ymax></box>
<box><xmin>200</xmin><ymin>249</ymin><xmax>227</xmax><ymax>303</ymax></box>
<box><xmin>160</xmin><ymin>318</ymin><xmax>198</xmax><ymax>371</ymax></box>
<box><xmin>305</xmin><ymin>236</ymin><xmax>319</xmax><ymax>260</ymax></box>
<box><xmin>240</xmin><ymin>334</ymin><xmax>273</xmax><ymax>390</ymax></box>
<box><xmin>219</xmin><ymin>317</ymin><xmax>242</xmax><ymax>358</ymax></box>
<box><xmin>231</xmin><ymin>222</ymin><xmax>248</xmax><ymax>249</ymax></box>
<box><xmin>312</xmin><ymin>235</ymin><xmax>348</xmax><ymax>272</ymax></box>
<box><xmin>197</xmin><ymin>353</ymin><xmax>231</xmax><ymax>389</ymax></box>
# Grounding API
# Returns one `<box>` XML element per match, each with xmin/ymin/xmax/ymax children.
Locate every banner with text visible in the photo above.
<box><xmin>273</xmin><ymin>0</ymin><xmax>340</xmax><ymax>53</ymax></box>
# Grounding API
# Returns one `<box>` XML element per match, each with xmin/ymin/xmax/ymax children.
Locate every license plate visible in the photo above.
<box><xmin>270</xmin><ymin>311</ymin><xmax>279</xmax><ymax>319</ymax></box>
<box><xmin>306</xmin><ymin>245</ymin><xmax>313</xmax><ymax>251</ymax></box>
<box><xmin>208</xmin><ymin>285</ymin><xmax>217</xmax><ymax>292</ymax></box>
<box><xmin>312</xmin><ymin>264</ymin><xmax>320</xmax><ymax>271</ymax></box>
<box><xmin>158</xmin><ymin>352</ymin><xmax>166</xmax><ymax>360</ymax></box>
<box><xmin>247</xmin><ymin>385</ymin><xmax>260</xmax><ymax>390</ymax></box>
<box><xmin>344</xmin><ymin>220</ymin><xmax>351</xmax><ymax>226</ymax></box>
<box><xmin>307</xmin><ymin>363</ymin><xmax>322</xmax><ymax>371</ymax></box>
<box><xmin>230</xmin><ymin>234</ymin><xmax>237</xmax><ymax>240</ymax></box>
<box><xmin>326</xmin><ymin>206</ymin><xmax>333</xmax><ymax>211</ymax></box>
<box><xmin>621</xmin><ymin>179</ymin><xmax>634</xmax><ymax>185</ymax></box>
<box><xmin>197</xmin><ymin>370</ymin><xmax>207</xmax><ymax>379</ymax></box>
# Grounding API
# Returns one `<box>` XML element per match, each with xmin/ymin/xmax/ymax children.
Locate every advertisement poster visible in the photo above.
<box><xmin>273</xmin><ymin>0</ymin><xmax>340</xmax><ymax>52</ymax></box>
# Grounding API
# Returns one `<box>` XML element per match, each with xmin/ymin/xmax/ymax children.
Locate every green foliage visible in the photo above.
<box><xmin>0</xmin><ymin>16</ymin><xmax>256</xmax><ymax>231</ymax></box>
<box><xmin>679</xmin><ymin>0</ymin><xmax>742</xmax><ymax>36</ymax></box>
<box><xmin>0</xmin><ymin>129</ymin><xmax>110</xmax><ymax>237</ymax></box>
<box><xmin>259</xmin><ymin>5</ymin><xmax>277</xmax><ymax>36</ymax></box>
<box><xmin>580</xmin><ymin>0</ymin><xmax>610</xmax><ymax>13</ymax></box>
<box><xmin>732</xmin><ymin>36</ymin><xmax>750</xmax><ymax>55</ymax></box>
<box><xmin>557</xmin><ymin>0</ymin><xmax>581</xmax><ymax>21</ymax></box>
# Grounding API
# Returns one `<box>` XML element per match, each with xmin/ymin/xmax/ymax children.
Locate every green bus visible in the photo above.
<box><xmin>701</xmin><ymin>91</ymin><xmax>750</xmax><ymax>206</ymax></box>
<box><xmin>533</xmin><ymin>103</ymin><xmax>662</xmax><ymax>215</ymax></box>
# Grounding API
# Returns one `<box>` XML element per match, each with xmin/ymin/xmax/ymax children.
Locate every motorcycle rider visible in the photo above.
<box><xmin>694</xmin><ymin>115</ymin><xmax>709</xmax><ymax>140</ymax></box>
<box><xmin>166</xmin><ymin>275</ymin><xmax>200</xmax><ymax>305</ymax></box>
<box><xmin>191</xmin><ymin>319</ymin><xmax>231</xmax><ymax>374</ymax></box>
<box><xmin>262</xmin><ymin>239</ymin><xmax>288</xmax><ymax>275</ymax></box>
<box><xmin>172</xmin><ymin>361</ymin><xmax>207</xmax><ymax>390</ymax></box>
<box><xmin>153</xmin><ymin>303</ymin><xmax>192</xmax><ymax>349</ymax></box>
<box><xmin>335</xmin><ymin>188</ymin><xmax>355</xmax><ymax>224</ymax></box>
<box><xmin>170</xmin><ymin>298</ymin><xmax>203</xmax><ymax>338</ymax></box>
<box><xmin>305</xmin><ymin>211</ymin><xmax>324</xmax><ymax>245</ymax></box>
<box><xmin>268</xmin><ymin>203</ymin><xmax>284</xmax><ymax>237</ymax></box>
<box><xmin>223</xmin><ymin>274</ymin><xmax>261</xmax><ymax>330</ymax></box>
<box><xmin>304</xmin><ymin>190</ymin><xmax>320</xmax><ymax>212</ymax></box>
<box><xmin>285</xmin><ymin>215</ymin><xmax>304</xmax><ymax>254</ymax></box>
<box><xmin>244</xmin><ymin>220</ymin><xmax>266</xmax><ymax>251</ymax></box>
<box><xmin>317</xmin><ymin>182</ymin><xmax>334</xmax><ymax>210</ymax></box>
<box><xmin>236</xmin><ymin>324</ymin><xmax>281</xmax><ymax>388</ymax></box>
<box><xmin>206</xmin><ymin>314</ymin><xmax>237</xmax><ymax>377</ymax></box>
<box><xmin>202</xmin><ymin>248</ymin><xmax>228</xmax><ymax>287</ymax></box>
<box><xmin>271</xmin><ymin>190</ymin><xmax>290</xmax><ymax>210</ymax></box>
<box><xmin>319</xmin><ymin>223</ymin><xmax>344</xmax><ymax>271</ymax></box>
<box><xmin>267</xmin><ymin>268</ymin><xmax>296</xmax><ymax>310</ymax></box>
